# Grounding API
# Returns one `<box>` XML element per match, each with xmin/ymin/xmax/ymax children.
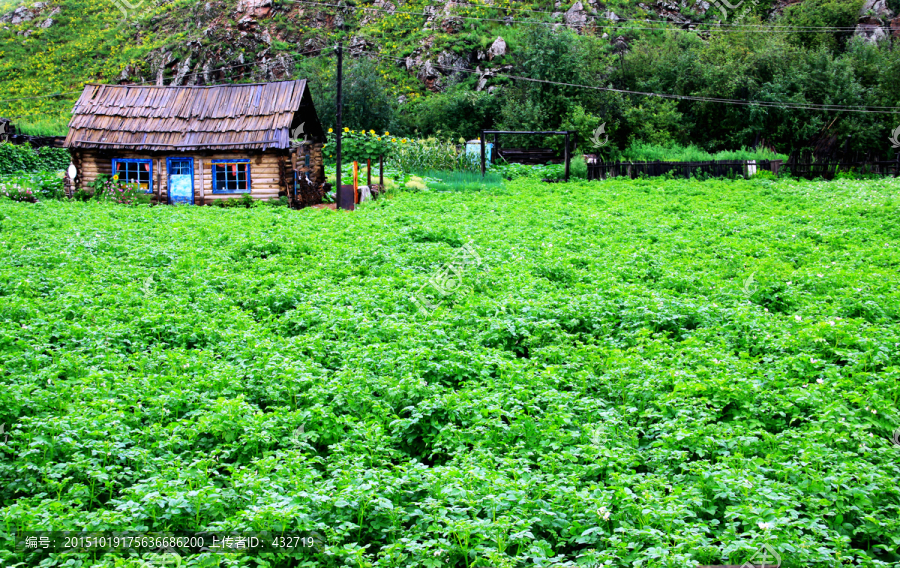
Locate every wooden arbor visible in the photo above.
<box><xmin>480</xmin><ymin>130</ymin><xmax>575</xmax><ymax>181</ymax></box>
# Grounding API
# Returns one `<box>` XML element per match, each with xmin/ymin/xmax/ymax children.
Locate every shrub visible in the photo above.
<box><xmin>0</xmin><ymin>143</ymin><xmax>70</xmax><ymax>175</ymax></box>
<box><xmin>323</xmin><ymin>129</ymin><xmax>396</xmax><ymax>163</ymax></box>
<box><xmin>89</xmin><ymin>174</ymin><xmax>151</xmax><ymax>205</ymax></box>
<box><xmin>0</xmin><ymin>171</ymin><xmax>65</xmax><ymax>201</ymax></box>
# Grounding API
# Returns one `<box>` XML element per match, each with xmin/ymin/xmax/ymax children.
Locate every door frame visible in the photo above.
<box><xmin>166</xmin><ymin>156</ymin><xmax>195</xmax><ymax>205</ymax></box>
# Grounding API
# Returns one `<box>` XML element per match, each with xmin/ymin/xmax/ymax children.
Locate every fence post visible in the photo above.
<box><xmin>379</xmin><ymin>155</ymin><xmax>384</xmax><ymax>187</ymax></box>
<box><xmin>480</xmin><ymin>130</ymin><xmax>486</xmax><ymax>177</ymax></box>
<box><xmin>564</xmin><ymin>131</ymin><xmax>570</xmax><ymax>182</ymax></box>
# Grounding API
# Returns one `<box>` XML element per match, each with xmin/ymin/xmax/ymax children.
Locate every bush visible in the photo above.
<box><xmin>0</xmin><ymin>171</ymin><xmax>65</xmax><ymax>201</ymax></box>
<box><xmin>213</xmin><ymin>193</ymin><xmax>257</xmax><ymax>208</ymax></box>
<box><xmin>88</xmin><ymin>174</ymin><xmax>152</xmax><ymax>205</ymax></box>
<box><xmin>0</xmin><ymin>143</ymin><xmax>70</xmax><ymax>175</ymax></box>
<box><xmin>621</xmin><ymin>142</ymin><xmax>789</xmax><ymax>162</ymax></box>
<box><xmin>323</xmin><ymin>129</ymin><xmax>396</xmax><ymax>163</ymax></box>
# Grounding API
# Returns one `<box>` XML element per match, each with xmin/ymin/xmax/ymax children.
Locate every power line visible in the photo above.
<box><xmin>370</xmin><ymin>51</ymin><xmax>900</xmax><ymax>114</ymax></box>
<box><xmin>294</xmin><ymin>0</ymin><xmax>869</xmax><ymax>33</ymax></box>
<box><xmin>448</xmin><ymin>0</ymin><xmax>864</xmax><ymax>31</ymax></box>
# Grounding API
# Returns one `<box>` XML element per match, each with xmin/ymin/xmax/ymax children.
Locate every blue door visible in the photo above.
<box><xmin>166</xmin><ymin>157</ymin><xmax>194</xmax><ymax>204</ymax></box>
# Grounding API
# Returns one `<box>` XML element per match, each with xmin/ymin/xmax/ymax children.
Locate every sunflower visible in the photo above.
<box><xmin>328</xmin><ymin>128</ymin><xmax>333</xmax><ymax>133</ymax></box>
<box><xmin>343</xmin><ymin>127</ymin><xmax>350</xmax><ymax>133</ymax></box>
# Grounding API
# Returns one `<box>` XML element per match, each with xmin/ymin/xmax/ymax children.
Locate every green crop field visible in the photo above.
<box><xmin>1</xmin><ymin>177</ymin><xmax>899</xmax><ymax>568</ymax></box>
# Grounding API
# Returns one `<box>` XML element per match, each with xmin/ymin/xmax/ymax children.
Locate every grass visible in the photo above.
<box><xmin>0</xmin><ymin>176</ymin><xmax>899</xmax><ymax>568</ymax></box>
<box><xmin>11</xmin><ymin>118</ymin><xmax>70</xmax><ymax>137</ymax></box>
<box><xmin>412</xmin><ymin>169</ymin><xmax>504</xmax><ymax>191</ymax></box>
<box><xmin>621</xmin><ymin>141</ymin><xmax>790</xmax><ymax>162</ymax></box>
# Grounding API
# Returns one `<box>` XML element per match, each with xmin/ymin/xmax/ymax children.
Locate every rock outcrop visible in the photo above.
<box><xmin>854</xmin><ymin>0</ymin><xmax>894</xmax><ymax>43</ymax></box>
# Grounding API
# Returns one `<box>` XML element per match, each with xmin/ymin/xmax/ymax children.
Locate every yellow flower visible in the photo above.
<box><xmin>328</xmin><ymin>128</ymin><xmax>333</xmax><ymax>133</ymax></box>
<box><xmin>343</xmin><ymin>127</ymin><xmax>349</xmax><ymax>133</ymax></box>
<box><xmin>391</xmin><ymin>138</ymin><xmax>397</xmax><ymax>142</ymax></box>
<box><xmin>369</xmin><ymin>129</ymin><xmax>375</xmax><ymax>134</ymax></box>
<box><xmin>402</xmin><ymin>138</ymin><xmax>408</xmax><ymax>143</ymax></box>
<box><xmin>384</xmin><ymin>131</ymin><xmax>390</xmax><ymax>136</ymax></box>
<box><xmin>112</xmin><ymin>175</ymin><xmax>119</xmax><ymax>181</ymax></box>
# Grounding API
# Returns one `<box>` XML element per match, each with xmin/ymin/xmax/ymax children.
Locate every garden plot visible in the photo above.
<box><xmin>0</xmin><ymin>176</ymin><xmax>898</xmax><ymax>568</ymax></box>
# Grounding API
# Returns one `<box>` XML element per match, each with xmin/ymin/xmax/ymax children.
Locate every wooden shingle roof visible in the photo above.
<box><xmin>64</xmin><ymin>80</ymin><xmax>324</xmax><ymax>151</ymax></box>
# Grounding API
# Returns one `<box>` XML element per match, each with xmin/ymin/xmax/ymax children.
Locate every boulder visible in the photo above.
<box><xmin>8</xmin><ymin>6</ymin><xmax>34</xmax><ymax>24</ymax></box>
<box><xmin>235</xmin><ymin>0</ymin><xmax>271</xmax><ymax>18</ymax></box>
<box><xmin>488</xmin><ymin>36</ymin><xmax>506</xmax><ymax>60</ymax></box>
<box><xmin>416</xmin><ymin>60</ymin><xmax>442</xmax><ymax>91</ymax></box>
<box><xmin>565</xmin><ymin>1</ymin><xmax>588</xmax><ymax>27</ymax></box>
<box><xmin>860</xmin><ymin>0</ymin><xmax>893</xmax><ymax>19</ymax></box>
<box><xmin>854</xmin><ymin>22</ymin><xmax>888</xmax><ymax>42</ymax></box>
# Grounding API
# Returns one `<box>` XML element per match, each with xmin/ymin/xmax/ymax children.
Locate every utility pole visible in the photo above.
<box><xmin>335</xmin><ymin>42</ymin><xmax>344</xmax><ymax>209</ymax></box>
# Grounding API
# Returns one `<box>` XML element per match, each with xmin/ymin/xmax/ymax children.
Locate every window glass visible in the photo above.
<box><xmin>113</xmin><ymin>160</ymin><xmax>152</xmax><ymax>193</ymax></box>
<box><xmin>212</xmin><ymin>161</ymin><xmax>250</xmax><ymax>193</ymax></box>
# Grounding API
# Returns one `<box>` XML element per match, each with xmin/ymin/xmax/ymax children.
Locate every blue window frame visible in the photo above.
<box><xmin>211</xmin><ymin>159</ymin><xmax>251</xmax><ymax>193</ymax></box>
<box><xmin>112</xmin><ymin>159</ymin><xmax>153</xmax><ymax>193</ymax></box>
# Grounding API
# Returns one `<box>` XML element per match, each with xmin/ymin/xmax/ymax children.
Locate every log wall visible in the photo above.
<box><xmin>71</xmin><ymin>149</ymin><xmax>294</xmax><ymax>204</ymax></box>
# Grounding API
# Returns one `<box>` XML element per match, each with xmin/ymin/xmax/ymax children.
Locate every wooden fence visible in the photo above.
<box><xmin>585</xmin><ymin>158</ymin><xmax>778</xmax><ymax>181</ymax></box>
<box><xmin>787</xmin><ymin>150</ymin><xmax>900</xmax><ymax>180</ymax></box>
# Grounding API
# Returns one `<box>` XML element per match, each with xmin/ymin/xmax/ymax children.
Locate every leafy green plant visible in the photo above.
<box><xmin>323</xmin><ymin>128</ymin><xmax>396</xmax><ymax>163</ymax></box>
<box><xmin>212</xmin><ymin>193</ymin><xmax>258</xmax><ymax>208</ymax></box>
<box><xmin>2</xmin><ymin>175</ymin><xmax>899</xmax><ymax>568</ymax></box>
<box><xmin>89</xmin><ymin>174</ymin><xmax>151</xmax><ymax>205</ymax></box>
<box><xmin>0</xmin><ymin>170</ymin><xmax>64</xmax><ymax>201</ymax></box>
<box><xmin>0</xmin><ymin>143</ymin><xmax>70</xmax><ymax>175</ymax></box>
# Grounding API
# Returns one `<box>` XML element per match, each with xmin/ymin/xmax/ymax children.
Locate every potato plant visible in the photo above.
<box><xmin>0</xmin><ymin>176</ymin><xmax>898</xmax><ymax>568</ymax></box>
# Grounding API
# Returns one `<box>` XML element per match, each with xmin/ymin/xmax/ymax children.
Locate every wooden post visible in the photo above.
<box><xmin>379</xmin><ymin>155</ymin><xmax>384</xmax><ymax>187</ymax></box>
<box><xmin>492</xmin><ymin>132</ymin><xmax>498</xmax><ymax>164</ymax></box>
<box><xmin>155</xmin><ymin>158</ymin><xmax>162</xmax><ymax>203</ymax></box>
<box><xmin>564</xmin><ymin>131</ymin><xmax>570</xmax><ymax>182</ymax></box>
<box><xmin>199</xmin><ymin>158</ymin><xmax>205</xmax><ymax>205</ymax></box>
<box><xmin>367</xmin><ymin>158</ymin><xmax>371</xmax><ymax>187</ymax></box>
<box><xmin>353</xmin><ymin>161</ymin><xmax>359</xmax><ymax>204</ymax></box>
<box><xmin>480</xmin><ymin>130</ymin><xmax>485</xmax><ymax>177</ymax></box>
<box><xmin>335</xmin><ymin>42</ymin><xmax>344</xmax><ymax>209</ymax></box>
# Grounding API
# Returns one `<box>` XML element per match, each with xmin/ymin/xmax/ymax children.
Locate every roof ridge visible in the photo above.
<box><xmin>81</xmin><ymin>80</ymin><xmax>305</xmax><ymax>89</ymax></box>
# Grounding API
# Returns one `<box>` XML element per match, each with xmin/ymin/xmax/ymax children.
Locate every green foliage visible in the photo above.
<box><xmin>386</xmin><ymin>137</ymin><xmax>478</xmax><ymax>173</ymax></box>
<box><xmin>622</xmin><ymin>142</ymin><xmax>789</xmax><ymax>162</ymax></box>
<box><xmin>299</xmin><ymin>57</ymin><xmax>395</xmax><ymax>134</ymax></box>
<box><xmin>212</xmin><ymin>193</ymin><xmax>258</xmax><ymax>208</ymax></box>
<box><xmin>394</xmin><ymin>89</ymin><xmax>501</xmax><ymax>140</ymax></box>
<box><xmin>1</xmin><ymin>177</ymin><xmax>900</xmax><ymax>568</ymax></box>
<box><xmin>622</xmin><ymin>97</ymin><xmax>687</xmax><ymax>147</ymax></box>
<box><xmin>0</xmin><ymin>171</ymin><xmax>65</xmax><ymax>201</ymax></box>
<box><xmin>783</xmin><ymin>0</ymin><xmax>865</xmax><ymax>51</ymax></box>
<box><xmin>323</xmin><ymin>128</ymin><xmax>395</xmax><ymax>163</ymax></box>
<box><xmin>0</xmin><ymin>143</ymin><xmax>70</xmax><ymax>175</ymax></box>
<box><xmin>88</xmin><ymin>174</ymin><xmax>152</xmax><ymax>205</ymax></box>
<box><xmin>11</xmin><ymin>118</ymin><xmax>70</xmax><ymax>137</ymax></box>
<box><xmin>411</xmin><ymin>169</ymin><xmax>503</xmax><ymax>191</ymax></box>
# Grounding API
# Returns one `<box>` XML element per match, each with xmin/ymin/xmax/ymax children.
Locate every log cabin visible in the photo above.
<box><xmin>64</xmin><ymin>80</ymin><xmax>327</xmax><ymax>206</ymax></box>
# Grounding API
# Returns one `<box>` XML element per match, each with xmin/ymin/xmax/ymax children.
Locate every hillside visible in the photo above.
<box><xmin>1</xmin><ymin>0</ymin><xmax>899</xmax><ymax>154</ymax></box>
